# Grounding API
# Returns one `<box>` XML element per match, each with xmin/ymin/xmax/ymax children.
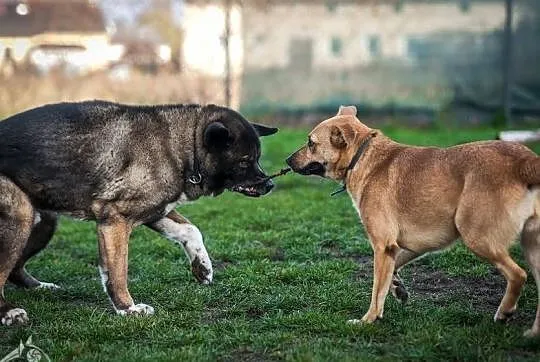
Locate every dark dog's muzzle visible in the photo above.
<box><xmin>231</xmin><ymin>178</ymin><xmax>274</xmax><ymax>197</ymax></box>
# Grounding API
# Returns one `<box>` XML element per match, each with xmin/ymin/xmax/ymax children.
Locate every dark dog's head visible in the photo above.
<box><xmin>286</xmin><ymin>105</ymin><xmax>375</xmax><ymax>181</ymax></box>
<box><xmin>200</xmin><ymin>105</ymin><xmax>278</xmax><ymax>197</ymax></box>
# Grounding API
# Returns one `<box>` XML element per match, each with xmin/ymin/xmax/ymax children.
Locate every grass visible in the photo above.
<box><xmin>1</xmin><ymin>127</ymin><xmax>540</xmax><ymax>361</ymax></box>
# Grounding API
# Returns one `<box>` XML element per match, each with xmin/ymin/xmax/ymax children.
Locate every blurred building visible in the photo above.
<box><xmin>182</xmin><ymin>0</ymin><xmax>539</xmax><ymax>120</ymax></box>
<box><xmin>0</xmin><ymin>0</ymin><xmax>124</xmax><ymax>75</ymax></box>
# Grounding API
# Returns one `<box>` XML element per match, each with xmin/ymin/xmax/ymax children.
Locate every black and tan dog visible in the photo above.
<box><xmin>0</xmin><ymin>100</ymin><xmax>277</xmax><ymax>325</ymax></box>
<box><xmin>287</xmin><ymin>105</ymin><xmax>540</xmax><ymax>337</ymax></box>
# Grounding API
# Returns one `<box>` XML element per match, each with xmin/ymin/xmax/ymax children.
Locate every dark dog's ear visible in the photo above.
<box><xmin>204</xmin><ymin>122</ymin><xmax>231</xmax><ymax>150</ymax></box>
<box><xmin>251</xmin><ymin>123</ymin><xmax>278</xmax><ymax>137</ymax></box>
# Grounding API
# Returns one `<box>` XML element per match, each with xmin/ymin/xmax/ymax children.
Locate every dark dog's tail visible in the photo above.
<box><xmin>519</xmin><ymin>157</ymin><xmax>540</xmax><ymax>186</ymax></box>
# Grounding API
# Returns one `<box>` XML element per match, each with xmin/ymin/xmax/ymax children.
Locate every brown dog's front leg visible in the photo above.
<box><xmin>97</xmin><ymin>214</ymin><xmax>154</xmax><ymax>316</ymax></box>
<box><xmin>349</xmin><ymin>244</ymin><xmax>398</xmax><ymax>324</ymax></box>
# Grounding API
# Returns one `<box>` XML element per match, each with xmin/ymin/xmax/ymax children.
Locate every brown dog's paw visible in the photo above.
<box><xmin>523</xmin><ymin>327</ymin><xmax>540</xmax><ymax>338</ymax></box>
<box><xmin>391</xmin><ymin>280</ymin><xmax>409</xmax><ymax>304</ymax></box>
<box><xmin>494</xmin><ymin>304</ymin><xmax>517</xmax><ymax>323</ymax></box>
<box><xmin>1</xmin><ymin>307</ymin><xmax>29</xmax><ymax>326</ymax></box>
<box><xmin>494</xmin><ymin>308</ymin><xmax>516</xmax><ymax>323</ymax></box>
<box><xmin>347</xmin><ymin>312</ymin><xmax>381</xmax><ymax>325</ymax></box>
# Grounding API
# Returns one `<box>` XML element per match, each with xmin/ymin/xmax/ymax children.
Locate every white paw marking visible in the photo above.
<box><xmin>36</xmin><ymin>282</ymin><xmax>60</xmax><ymax>290</ymax></box>
<box><xmin>1</xmin><ymin>308</ymin><xmax>28</xmax><ymax>326</ymax></box>
<box><xmin>116</xmin><ymin>303</ymin><xmax>155</xmax><ymax>316</ymax></box>
<box><xmin>347</xmin><ymin>319</ymin><xmax>362</xmax><ymax>325</ymax></box>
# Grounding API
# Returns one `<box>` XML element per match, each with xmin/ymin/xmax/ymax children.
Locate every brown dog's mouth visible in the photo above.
<box><xmin>297</xmin><ymin>161</ymin><xmax>325</xmax><ymax>176</ymax></box>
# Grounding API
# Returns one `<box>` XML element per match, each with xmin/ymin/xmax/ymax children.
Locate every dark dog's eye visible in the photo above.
<box><xmin>307</xmin><ymin>138</ymin><xmax>314</xmax><ymax>149</ymax></box>
<box><xmin>239</xmin><ymin>161</ymin><xmax>249</xmax><ymax>168</ymax></box>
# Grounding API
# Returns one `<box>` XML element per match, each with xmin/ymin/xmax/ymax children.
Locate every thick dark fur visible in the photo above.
<box><xmin>0</xmin><ymin>100</ymin><xmax>277</xmax><ymax>324</ymax></box>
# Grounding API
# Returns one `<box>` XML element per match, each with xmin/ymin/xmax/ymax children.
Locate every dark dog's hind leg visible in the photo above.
<box><xmin>0</xmin><ymin>176</ymin><xmax>34</xmax><ymax>325</ymax></box>
<box><xmin>9</xmin><ymin>211</ymin><xmax>58</xmax><ymax>289</ymax></box>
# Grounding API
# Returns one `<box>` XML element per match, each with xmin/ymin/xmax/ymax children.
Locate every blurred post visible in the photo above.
<box><xmin>223</xmin><ymin>0</ymin><xmax>232</xmax><ymax>107</ymax></box>
<box><xmin>502</xmin><ymin>0</ymin><xmax>514</xmax><ymax>126</ymax></box>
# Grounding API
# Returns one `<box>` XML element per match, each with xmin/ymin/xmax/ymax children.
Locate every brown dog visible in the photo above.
<box><xmin>286</xmin><ymin>105</ymin><xmax>540</xmax><ymax>337</ymax></box>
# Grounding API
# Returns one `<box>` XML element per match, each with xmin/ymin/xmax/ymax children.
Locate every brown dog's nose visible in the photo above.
<box><xmin>286</xmin><ymin>155</ymin><xmax>294</xmax><ymax>168</ymax></box>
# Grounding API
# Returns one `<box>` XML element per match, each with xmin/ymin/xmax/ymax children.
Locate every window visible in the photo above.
<box><xmin>394</xmin><ymin>0</ymin><xmax>404</xmax><ymax>13</ymax></box>
<box><xmin>459</xmin><ymin>0</ymin><xmax>471</xmax><ymax>13</ymax></box>
<box><xmin>289</xmin><ymin>38</ymin><xmax>313</xmax><ymax>70</ymax></box>
<box><xmin>326</xmin><ymin>1</ymin><xmax>338</xmax><ymax>13</ymax></box>
<box><xmin>368</xmin><ymin>35</ymin><xmax>381</xmax><ymax>58</ymax></box>
<box><xmin>255</xmin><ymin>34</ymin><xmax>266</xmax><ymax>44</ymax></box>
<box><xmin>331</xmin><ymin>37</ymin><xmax>343</xmax><ymax>56</ymax></box>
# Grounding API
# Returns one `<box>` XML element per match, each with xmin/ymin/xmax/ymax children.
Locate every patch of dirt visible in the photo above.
<box><xmin>269</xmin><ymin>247</ymin><xmax>286</xmax><ymax>261</ymax></box>
<box><xmin>222</xmin><ymin>347</ymin><xmax>281</xmax><ymax>362</ymax></box>
<box><xmin>403</xmin><ymin>264</ymin><xmax>504</xmax><ymax>314</ymax></box>
<box><xmin>246</xmin><ymin>306</ymin><xmax>266</xmax><ymax>319</ymax></box>
<box><xmin>213</xmin><ymin>260</ymin><xmax>235</xmax><ymax>271</ymax></box>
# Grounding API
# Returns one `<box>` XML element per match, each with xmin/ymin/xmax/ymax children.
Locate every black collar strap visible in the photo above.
<box><xmin>187</xmin><ymin>125</ymin><xmax>203</xmax><ymax>186</ymax></box>
<box><xmin>331</xmin><ymin>133</ymin><xmax>375</xmax><ymax>196</ymax></box>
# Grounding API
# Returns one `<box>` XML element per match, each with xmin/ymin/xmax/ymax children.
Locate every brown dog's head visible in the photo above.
<box><xmin>286</xmin><ymin>105</ymin><xmax>376</xmax><ymax>181</ymax></box>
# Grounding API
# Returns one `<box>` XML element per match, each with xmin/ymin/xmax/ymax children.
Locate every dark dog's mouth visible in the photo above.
<box><xmin>231</xmin><ymin>184</ymin><xmax>263</xmax><ymax>197</ymax></box>
<box><xmin>230</xmin><ymin>178</ymin><xmax>274</xmax><ymax>197</ymax></box>
<box><xmin>228</xmin><ymin>169</ymin><xmax>288</xmax><ymax>197</ymax></box>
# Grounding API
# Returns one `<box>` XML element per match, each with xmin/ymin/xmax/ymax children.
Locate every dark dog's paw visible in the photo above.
<box><xmin>117</xmin><ymin>303</ymin><xmax>155</xmax><ymax>316</ymax></box>
<box><xmin>1</xmin><ymin>307</ymin><xmax>29</xmax><ymax>326</ymax></box>
<box><xmin>36</xmin><ymin>282</ymin><xmax>61</xmax><ymax>290</ymax></box>
<box><xmin>191</xmin><ymin>256</ymin><xmax>213</xmax><ymax>285</ymax></box>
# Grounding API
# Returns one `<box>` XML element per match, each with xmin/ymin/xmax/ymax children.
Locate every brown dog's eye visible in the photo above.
<box><xmin>239</xmin><ymin>161</ymin><xmax>249</xmax><ymax>168</ymax></box>
<box><xmin>307</xmin><ymin>138</ymin><xmax>314</xmax><ymax>149</ymax></box>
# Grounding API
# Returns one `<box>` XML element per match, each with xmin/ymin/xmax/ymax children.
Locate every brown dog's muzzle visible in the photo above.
<box><xmin>286</xmin><ymin>149</ymin><xmax>326</xmax><ymax>176</ymax></box>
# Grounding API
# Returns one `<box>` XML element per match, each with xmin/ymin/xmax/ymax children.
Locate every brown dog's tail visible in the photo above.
<box><xmin>519</xmin><ymin>157</ymin><xmax>540</xmax><ymax>186</ymax></box>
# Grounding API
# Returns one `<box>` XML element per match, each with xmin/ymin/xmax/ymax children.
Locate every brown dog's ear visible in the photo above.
<box><xmin>330</xmin><ymin>126</ymin><xmax>347</xmax><ymax>149</ymax></box>
<box><xmin>336</xmin><ymin>105</ymin><xmax>357</xmax><ymax>117</ymax></box>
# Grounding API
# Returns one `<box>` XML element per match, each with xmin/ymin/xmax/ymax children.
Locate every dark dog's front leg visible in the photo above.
<box><xmin>147</xmin><ymin>210</ymin><xmax>213</xmax><ymax>284</ymax></box>
<box><xmin>97</xmin><ymin>214</ymin><xmax>154</xmax><ymax>316</ymax></box>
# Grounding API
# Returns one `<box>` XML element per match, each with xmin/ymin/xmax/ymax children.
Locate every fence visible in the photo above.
<box><xmin>1</xmin><ymin>0</ymin><xmax>539</xmax><ymax>126</ymax></box>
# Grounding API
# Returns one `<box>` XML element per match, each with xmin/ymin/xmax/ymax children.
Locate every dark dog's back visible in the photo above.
<box><xmin>0</xmin><ymin>101</ymin><xmax>183</xmax><ymax>216</ymax></box>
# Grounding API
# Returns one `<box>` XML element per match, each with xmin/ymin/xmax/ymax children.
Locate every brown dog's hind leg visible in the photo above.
<box><xmin>0</xmin><ymin>176</ymin><xmax>34</xmax><ymax>326</ymax></box>
<box><xmin>96</xmin><ymin>207</ymin><xmax>154</xmax><ymax>316</ymax></box>
<box><xmin>521</xmin><ymin>215</ymin><xmax>540</xmax><ymax>338</ymax></box>
<box><xmin>9</xmin><ymin>211</ymin><xmax>58</xmax><ymax>289</ymax></box>
<box><xmin>457</xmin><ymin>221</ymin><xmax>526</xmax><ymax>324</ymax></box>
<box><xmin>391</xmin><ymin>249</ymin><xmax>422</xmax><ymax>304</ymax></box>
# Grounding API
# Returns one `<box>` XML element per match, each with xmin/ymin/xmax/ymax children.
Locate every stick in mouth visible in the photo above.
<box><xmin>248</xmin><ymin>167</ymin><xmax>291</xmax><ymax>186</ymax></box>
<box><xmin>266</xmin><ymin>167</ymin><xmax>292</xmax><ymax>180</ymax></box>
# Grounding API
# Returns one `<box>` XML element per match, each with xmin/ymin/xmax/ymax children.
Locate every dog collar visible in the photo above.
<box><xmin>187</xmin><ymin>126</ymin><xmax>204</xmax><ymax>186</ymax></box>
<box><xmin>331</xmin><ymin>133</ymin><xmax>375</xmax><ymax>196</ymax></box>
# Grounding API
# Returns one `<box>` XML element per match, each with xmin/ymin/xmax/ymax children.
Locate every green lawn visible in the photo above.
<box><xmin>1</xmin><ymin>127</ymin><xmax>540</xmax><ymax>361</ymax></box>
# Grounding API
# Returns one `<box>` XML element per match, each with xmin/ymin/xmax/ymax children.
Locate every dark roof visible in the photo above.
<box><xmin>0</xmin><ymin>0</ymin><xmax>106</xmax><ymax>37</ymax></box>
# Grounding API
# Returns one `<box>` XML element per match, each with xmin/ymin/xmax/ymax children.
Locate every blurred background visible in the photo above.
<box><xmin>0</xmin><ymin>0</ymin><xmax>539</xmax><ymax>128</ymax></box>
